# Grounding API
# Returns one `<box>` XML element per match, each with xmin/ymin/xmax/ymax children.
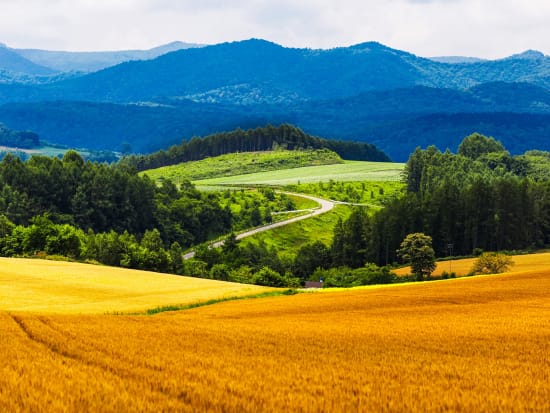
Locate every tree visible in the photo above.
<box><xmin>293</xmin><ymin>241</ymin><xmax>331</xmax><ymax>279</ymax></box>
<box><xmin>458</xmin><ymin>133</ymin><xmax>506</xmax><ymax>160</ymax></box>
<box><xmin>397</xmin><ymin>233</ymin><xmax>436</xmax><ymax>280</ymax></box>
<box><xmin>470</xmin><ymin>252</ymin><xmax>514</xmax><ymax>275</ymax></box>
<box><xmin>168</xmin><ymin>241</ymin><xmax>184</xmax><ymax>274</ymax></box>
<box><xmin>331</xmin><ymin>209</ymin><xmax>372</xmax><ymax>268</ymax></box>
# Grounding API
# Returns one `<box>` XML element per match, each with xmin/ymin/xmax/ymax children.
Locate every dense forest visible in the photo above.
<box><xmin>121</xmin><ymin>124</ymin><xmax>391</xmax><ymax>171</ymax></box>
<box><xmin>326</xmin><ymin>133</ymin><xmax>550</xmax><ymax>273</ymax></box>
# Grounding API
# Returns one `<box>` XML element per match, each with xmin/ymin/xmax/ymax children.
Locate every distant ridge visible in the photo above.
<box><xmin>0</xmin><ymin>38</ymin><xmax>547</xmax><ymax>105</ymax></box>
<box><xmin>0</xmin><ymin>44</ymin><xmax>55</xmax><ymax>75</ymax></box>
<box><xmin>11</xmin><ymin>41</ymin><xmax>204</xmax><ymax>73</ymax></box>
<box><xmin>429</xmin><ymin>56</ymin><xmax>487</xmax><ymax>64</ymax></box>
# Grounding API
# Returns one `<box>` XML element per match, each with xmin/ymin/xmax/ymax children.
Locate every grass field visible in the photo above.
<box><xmin>0</xmin><ymin>258</ymin><xmax>275</xmax><ymax>314</ymax></box>
<box><xmin>1</xmin><ymin>265</ymin><xmax>549</xmax><ymax>412</ymax></box>
<box><xmin>194</xmin><ymin>160</ymin><xmax>405</xmax><ymax>187</ymax></box>
<box><xmin>142</xmin><ymin>149</ymin><xmax>343</xmax><ymax>185</ymax></box>
<box><xmin>286</xmin><ymin>180</ymin><xmax>405</xmax><ymax>205</ymax></box>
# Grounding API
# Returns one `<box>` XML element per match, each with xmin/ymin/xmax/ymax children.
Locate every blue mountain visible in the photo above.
<box><xmin>0</xmin><ymin>39</ymin><xmax>549</xmax><ymax>160</ymax></box>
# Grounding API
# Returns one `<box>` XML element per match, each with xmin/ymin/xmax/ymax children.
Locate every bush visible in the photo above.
<box><xmin>470</xmin><ymin>252</ymin><xmax>514</xmax><ymax>275</ymax></box>
<box><xmin>313</xmin><ymin>264</ymin><xmax>396</xmax><ymax>288</ymax></box>
<box><xmin>254</xmin><ymin>267</ymin><xmax>287</xmax><ymax>287</ymax></box>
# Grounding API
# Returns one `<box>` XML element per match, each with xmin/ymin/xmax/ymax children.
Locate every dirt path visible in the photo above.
<box><xmin>183</xmin><ymin>193</ymin><xmax>334</xmax><ymax>260</ymax></box>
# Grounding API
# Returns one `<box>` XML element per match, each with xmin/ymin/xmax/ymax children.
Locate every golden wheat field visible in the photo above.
<box><xmin>1</xmin><ymin>262</ymin><xmax>549</xmax><ymax>412</ymax></box>
<box><xmin>0</xmin><ymin>257</ymin><xmax>273</xmax><ymax>313</ymax></box>
<box><xmin>394</xmin><ymin>251</ymin><xmax>550</xmax><ymax>277</ymax></box>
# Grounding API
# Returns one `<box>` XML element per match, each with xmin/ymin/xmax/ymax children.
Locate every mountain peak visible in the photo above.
<box><xmin>237</xmin><ymin>38</ymin><xmax>282</xmax><ymax>48</ymax></box>
<box><xmin>349</xmin><ymin>41</ymin><xmax>390</xmax><ymax>50</ymax></box>
<box><xmin>507</xmin><ymin>50</ymin><xmax>546</xmax><ymax>60</ymax></box>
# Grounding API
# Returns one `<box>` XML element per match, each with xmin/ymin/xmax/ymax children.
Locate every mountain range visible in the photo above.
<box><xmin>0</xmin><ymin>41</ymin><xmax>202</xmax><ymax>75</ymax></box>
<box><xmin>0</xmin><ymin>39</ymin><xmax>549</xmax><ymax>161</ymax></box>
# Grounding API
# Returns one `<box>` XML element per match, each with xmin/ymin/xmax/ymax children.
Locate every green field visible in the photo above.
<box><xmin>285</xmin><ymin>180</ymin><xmax>404</xmax><ymax>205</ymax></box>
<box><xmin>194</xmin><ymin>161</ymin><xmax>404</xmax><ymax>187</ymax></box>
<box><xmin>142</xmin><ymin>149</ymin><xmax>343</xmax><ymax>185</ymax></box>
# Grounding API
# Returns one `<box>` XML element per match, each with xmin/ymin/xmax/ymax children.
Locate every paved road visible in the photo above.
<box><xmin>183</xmin><ymin>192</ymin><xmax>334</xmax><ymax>260</ymax></box>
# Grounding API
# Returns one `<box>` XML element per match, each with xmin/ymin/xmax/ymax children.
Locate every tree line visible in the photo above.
<box><xmin>120</xmin><ymin>124</ymin><xmax>391</xmax><ymax>171</ymax></box>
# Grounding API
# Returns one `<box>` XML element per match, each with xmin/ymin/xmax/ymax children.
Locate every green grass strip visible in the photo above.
<box><xmin>137</xmin><ymin>289</ymin><xmax>300</xmax><ymax>316</ymax></box>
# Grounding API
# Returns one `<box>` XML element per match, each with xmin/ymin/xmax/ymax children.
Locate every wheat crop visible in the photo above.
<box><xmin>2</xmin><ymin>268</ymin><xmax>549</xmax><ymax>412</ymax></box>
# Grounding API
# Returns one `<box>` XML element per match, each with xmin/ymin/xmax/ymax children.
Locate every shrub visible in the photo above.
<box><xmin>470</xmin><ymin>252</ymin><xmax>514</xmax><ymax>275</ymax></box>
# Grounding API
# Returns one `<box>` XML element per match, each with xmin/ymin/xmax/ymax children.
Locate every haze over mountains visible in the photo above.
<box><xmin>0</xmin><ymin>39</ymin><xmax>549</xmax><ymax>160</ymax></box>
<box><xmin>0</xmin><ymin>41</ymin><xmax>202</xmax><ymax>74</ymax></box>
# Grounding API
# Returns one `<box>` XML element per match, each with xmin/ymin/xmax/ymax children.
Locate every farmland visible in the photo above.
<box><xmin>193</xmin><ymin>160</ymin><xmax>404</xmax><ymax>187</ymax></box>
<box><xmin>142</xmin><ymin>149</ymin><xmax>344</xmax><ymax>185</ymax></box>
<box><xmin>394</xmin><ymin>251</ymin><xmax>550</xmax><ymax>277</ymax></box>
<box><xmin>1</xmin><ymin>267</ymin><xmax>549</xmax><ymax>412</ymax></box>
<box><xmin>0</xmin><ymin>258</ymin><xmax>274</xmax><ymax>314</ymax></box>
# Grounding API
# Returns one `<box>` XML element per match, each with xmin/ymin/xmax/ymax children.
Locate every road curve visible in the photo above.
<box><xmin>183</xmin><ymin>192</ymin><xmax>334</xmax><ymax>260</ymax></box>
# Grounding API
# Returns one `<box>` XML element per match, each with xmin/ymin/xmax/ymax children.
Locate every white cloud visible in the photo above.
<box><xmin>0</xmin><ymin>0</ymin><xmax>548</xmax><ymax>58</ymax></box>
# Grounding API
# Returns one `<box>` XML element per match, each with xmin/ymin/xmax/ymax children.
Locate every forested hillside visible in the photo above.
<box><xmin>123</xmin><ymin>124</ymin><xmax>390</xmax><ymax>170</ymax></box>
<box><xmin>0</xmin><ymin>83</ymin><xmax>548</xmax><ymax>159</ymax></box>
<box><xmin>0</xmin><ymin>123</ymin><xmax>39</xmax><ymax>148</ymax></box>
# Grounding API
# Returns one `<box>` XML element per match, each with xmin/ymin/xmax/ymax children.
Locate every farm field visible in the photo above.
<box><xmin>0</xmin><ymin>258</ymin><xmax>274</xmax><ymax>314</ymax></box>
<box><xmin>1</xmin><ymin>268</ymin><xmax>549</xmax><ymax>412</ymax></box>
<box><xmin>193</xmin><ymin>160</ymin><xmax>405</xmax><ymax>187</ymax></box>
<box><xmin>394</xmin><ymin>251</ymin><xmax>550</xmax><ymax>277</ymax></box>
<box><xmin>141</xmin><ymin>149</ymin><xmax>343</xmax><ymax>185</ymax></box>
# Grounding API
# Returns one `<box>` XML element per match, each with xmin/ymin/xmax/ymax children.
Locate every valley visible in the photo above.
<box><xmin>1</xmin><ymin>33</ymin><xmax>550</xmax><ymax>413</ymax></box>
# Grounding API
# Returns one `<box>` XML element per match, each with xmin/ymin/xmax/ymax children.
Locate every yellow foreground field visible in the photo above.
<box><xmin>1</xmin><ymin>268</ymin><xmax>549</xmax><ymax>412</ymax></box>
<box><xmin>394</xmin><ymin>251</ymin><xmax>550</xmax><ymax>277</ymax></box>
<box><xmin>0</xmin><ymin>258</ymin><xmax>273</xmax><ymax>313</ymax></box>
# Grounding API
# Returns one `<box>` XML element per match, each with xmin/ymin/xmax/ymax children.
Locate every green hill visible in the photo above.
<box><xmin>141</xmin><ymin>148</ymin><xmax>343</xmax><ymax>185</ymax></box>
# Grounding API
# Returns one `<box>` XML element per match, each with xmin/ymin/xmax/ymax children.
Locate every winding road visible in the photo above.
<box><xmin>183</xmin><ymin>193</ymin><xmax>334</xmax><ymax>260</ymax></box>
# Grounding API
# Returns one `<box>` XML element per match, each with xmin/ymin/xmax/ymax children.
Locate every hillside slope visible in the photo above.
<box><xmin>0</xmin><ymin>258</ymin><xmax>273</xmax><ymax>314</ymax></box>
<box><xmin>1</xmin><ymin>83</ymin><xmax>548</xmax><ymax>159</ymax></box>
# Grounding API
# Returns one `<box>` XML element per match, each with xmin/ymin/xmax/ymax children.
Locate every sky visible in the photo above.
<box><xmin>0</xmin><ymin>0</ymin><xmax>549</xmax><ymax>59</ymax></box>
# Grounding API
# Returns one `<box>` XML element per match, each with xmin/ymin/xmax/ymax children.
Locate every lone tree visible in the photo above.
<box><xmin>397</xmin><ymin>233</ymin><xmax>436</xmax><ymax>280</ymax></box>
